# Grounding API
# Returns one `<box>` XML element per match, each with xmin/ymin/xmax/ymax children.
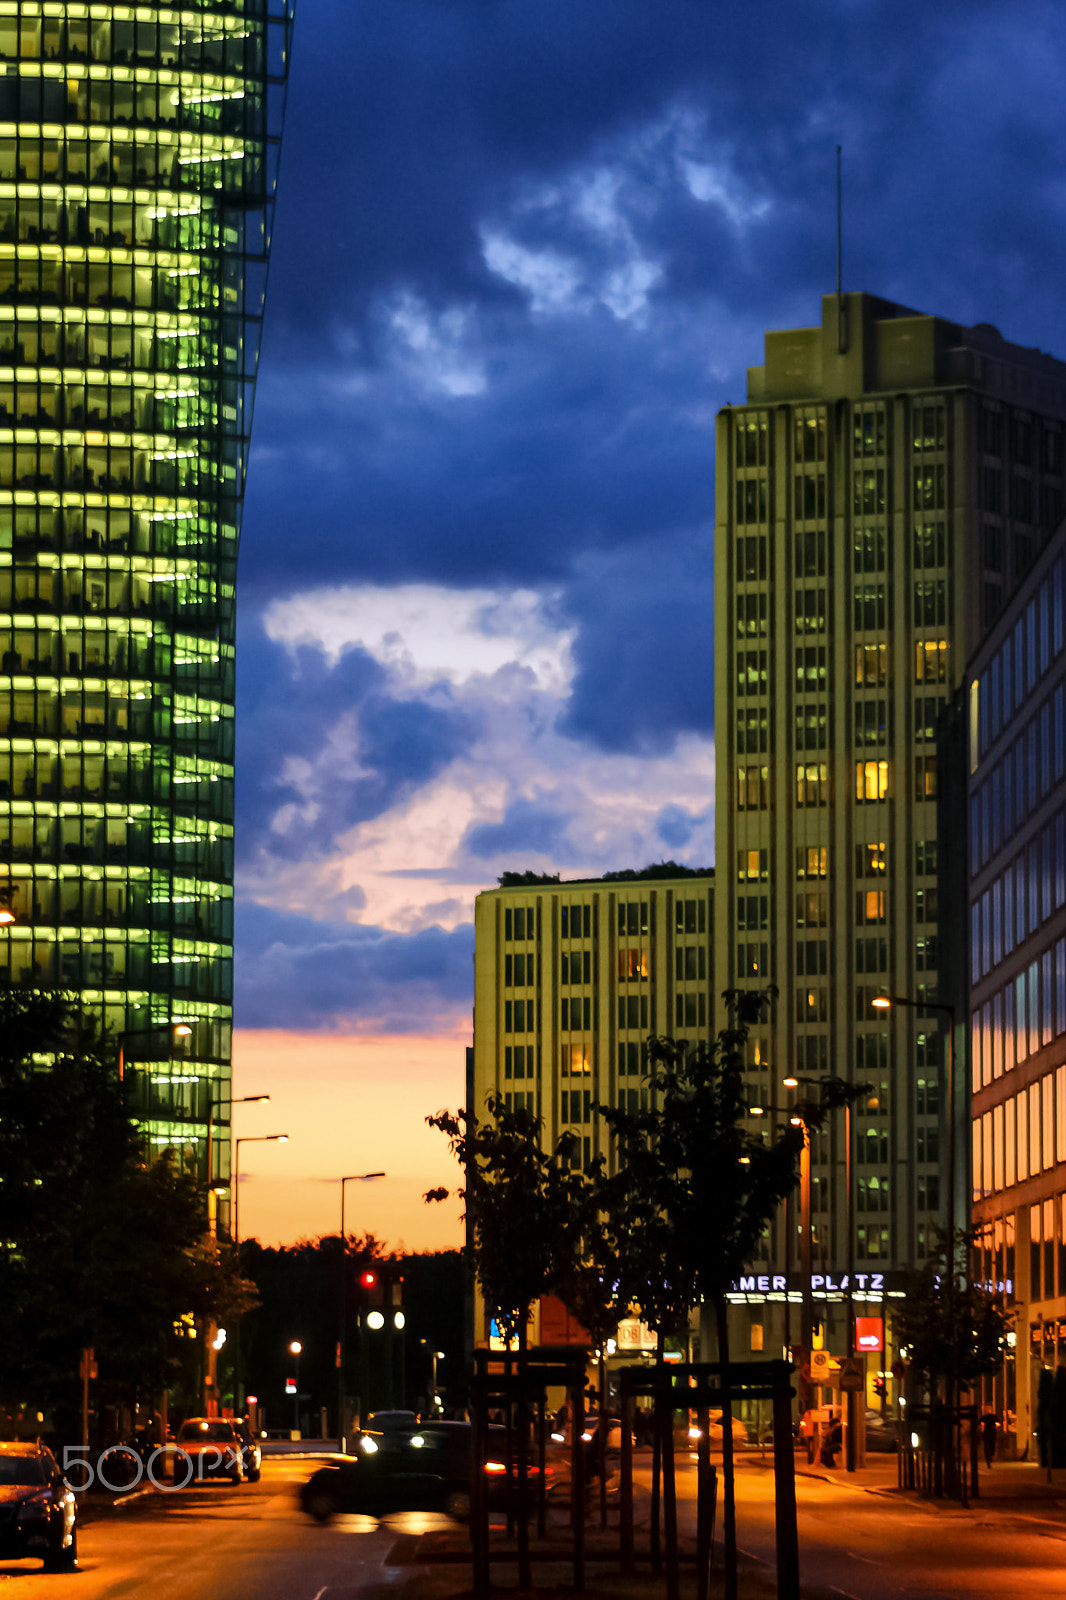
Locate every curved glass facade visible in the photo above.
<box><xmin>0</xmin><ymin>1</ymin><xmax>292</xmax><ymax>1186</ymax></box>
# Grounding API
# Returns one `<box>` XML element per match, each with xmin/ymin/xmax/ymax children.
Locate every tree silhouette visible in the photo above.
<box><xmin>598</xmin><ymin>989</ymin><xmax>804</xmax><ymax>1600</ymax></box>
<box><xmin>426</xmin><ymin>1094</ymin><xmax>588</xmax><ymax>1349</ymax></box>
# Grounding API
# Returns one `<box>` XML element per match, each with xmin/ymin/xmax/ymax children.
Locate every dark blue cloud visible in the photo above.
<box><xmin>462</xmin><ymin>798</ymin><xmax>576</xmax><ymax>864</ymax></box>
<box><xmin>234</xmin><ymin>903</ymin><xmax>474</xmax><ymax>1032</ymax></box>
<box><xmin>235</xmin><ymin>617</ymin><xmax>476</xmax><ymax>863</ymax></box>
<box><xmin>558</xmin><ymin>530</ymin><xmax>715</xmax><ymax>754</ymax></box>
<box><xmin>655</xmin><ymin>805</ymin><xmax>698</xmax><ymax>851</ymax></box>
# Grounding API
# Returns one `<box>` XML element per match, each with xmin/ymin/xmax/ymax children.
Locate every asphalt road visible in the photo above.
<box><xmin>12</xmin><ymin>1449</ymin><xmax>1066</xmax><ymax>1600</ymax></box>
<box><xmin>697</xmin><ymin>1455</ymin><xmax>1066</xmax><ymax>1600</ymax></box>
<box><xmin>0</xmin><ymin>1457</ymin><xmax>462</xmax><ymax>1600</ymax></box>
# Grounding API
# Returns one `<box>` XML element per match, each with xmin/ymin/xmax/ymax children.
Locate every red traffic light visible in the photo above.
<box><xmin>360</xmin><ymin>1270</ymin><xmax>377</xmax><ymax>1288</ymax></box>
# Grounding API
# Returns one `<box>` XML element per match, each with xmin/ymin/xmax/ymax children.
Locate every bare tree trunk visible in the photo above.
<box><xmin>714</xmin><ymin>1295</ymin><xmax>738</xmax><ymax>1600</ymax></box>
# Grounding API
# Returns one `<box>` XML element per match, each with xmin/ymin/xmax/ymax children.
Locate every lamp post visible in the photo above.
<box><xmin>871</xmin><ymin>994</ymin><xmax>957</xmax><ymax>1251</ymax></box>
<box><xmin>419</xmin><ymin>1342</ymin><xmax>444</xmax><ymax>1414</ymax></box>
<box><xmin>206</xmin><ymin>1092</ymin><xmax>270</xmax><ymax>1203</ymax></box>
<box><xmin>233</xmin><ymin>1133</ymin><xmax>289</xmax><ymax>1411</ymax></box>
<box><xmin>116</xmin><ymin>1020</ymin><xmax>192</xmax><ymax>1082</ymax></box>
<box><xmin>873</xmin><ymin>991</ymin><xmax>961</xmax><ymax>1495</ymax></box>
<box><xmin>289</xmin><ymin>1340</ymin><xmax>302</xmax><ymax>1434</ymax></box>
<box><xmin>337</xmin><ymin>1172</ymin><xmax>385</xmax><ymax>1450</ymax></box>
<box><xmin>780</xmin><ymin>1075</ymin><xmax>866</xmax><ymax>1469</ymax></box>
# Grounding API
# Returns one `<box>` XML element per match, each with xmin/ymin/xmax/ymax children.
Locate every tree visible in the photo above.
<box><xmin>893</xmin><ymin>1230</ymin><xmax>1011</xmax><ymax>1496</ymax></box>
<box><xmin>426</xmin><ymin>1094</ymin><xmax>587</xmax><ymax>1349</ymax></box>
<box><xmin>598</xmin><ymin>990</ymin><xmax>804</xmax><ymax>1600</ymax></box>
<box><xmin>0</xmin><ymin>990</ymin><xmax>253</xmax><ymax>1423</ymax></box>
<box><xmin>893</xmin><ymin>1233</ymin><xmax>1010</xmax><ymax>1396</ymax></box>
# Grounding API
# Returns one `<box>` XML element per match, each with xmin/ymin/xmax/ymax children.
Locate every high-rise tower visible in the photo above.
<box><xmin>0</xmin><ymin>2</ymin><xmax>292</xmax><ymax>1188</ymax></box>
<box><xmin>715</xmin><ymin>293</ymin><xmax>1066</xmax><ymax>1368</ymax></box>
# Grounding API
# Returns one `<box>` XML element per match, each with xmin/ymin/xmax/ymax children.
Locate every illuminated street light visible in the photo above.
<box><xmin>337</xmin><ymin>1172</ymin><xmax>386</xmax><ymax>1452</ymax></box>
<box><xmin>288</xmin><ymin>1342</ymin><xmax>302</xmax><ymax>1432</ymax></box>
<box><xmin>232</xmin><ymin>1133</ymin><xmax>290</xmax><ymax>1411</ymax></box>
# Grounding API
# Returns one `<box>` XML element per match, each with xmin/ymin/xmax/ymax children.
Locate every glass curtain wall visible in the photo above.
<box><xmin>0</xmin><ymin>0</ymin><xmax>292</xmax><ymax>1189</ymax></box>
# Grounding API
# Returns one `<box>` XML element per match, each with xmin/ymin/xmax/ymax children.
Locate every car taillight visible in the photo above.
<box><xmin>483</xmin><ymin>1461</ymin><xmax>507</xmax><ymax>1475</ymax></box>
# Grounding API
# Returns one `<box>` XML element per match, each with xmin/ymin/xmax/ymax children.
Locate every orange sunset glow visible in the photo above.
<box><xmin>231</xmin><ymin>1028</ymin><xmax>469</xmax><ymax>1254</ymax></box>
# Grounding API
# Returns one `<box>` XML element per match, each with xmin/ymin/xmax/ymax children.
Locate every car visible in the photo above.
<box><xmin>174</xmin><ymin>1418</ymin><xmax>246</xmax><ymax>1484</ymax></box>
<box><xmin>300</xmin><ymin>1420</ymin><xmax>543</xmax><ymax>1523</ymax></box>
<box><xmin>863</xmin><ymin>1408</ymin><xmax>899</xmax><ymax>1453</ymax></box>
<box><xmin>234</xmin><ymin>1418</ymin><xmax>262</xmax><ymax>1481</ymax></box>
<box><xmin>365</xmin><ymin>1409</ymin><xmax>420</xmax><ymax>1431</ymax></box>
<box><xmin>0</xmin><ymin>1440</ymin><xmax>78</xmax><ymax>1570</ymax></box>
<box><xmin>680</xmin><ymin>1411</ymin><xmax>750</xmax><ymax>1448</ymax></box>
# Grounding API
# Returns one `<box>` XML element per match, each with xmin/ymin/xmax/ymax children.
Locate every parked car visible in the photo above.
<box><xmin>174</xmin><ymin>1418</ymin><xmax>246</xmax><ymax>1484</ymax></box>
<box><xmin>0</xmin><ymin>1441</ymin><xmax>78</xmax><ymax>1570</ymax></box>
<box><xmin>300</xmin><ymin>1420</ymin><xmax>542</xmax><ymax>1522</ymax></box>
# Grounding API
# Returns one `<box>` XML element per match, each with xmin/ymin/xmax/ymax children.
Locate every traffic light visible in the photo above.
<box><xmin>360</xmin><ymin>1269</ymin><xmax>383</xmax><ymax>1307</ymax></box>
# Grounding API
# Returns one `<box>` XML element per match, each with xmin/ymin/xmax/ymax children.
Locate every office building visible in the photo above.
<box><xmin>715</xmin><ymin>293</ymin><xmax>1066</xmax><ymax>1375</ymax></box>
<box><xmin>472</xmin><ymin>869</ymin><xmax>716</xmax><ymax>1344</ymax></box>
<box><xmin>0</xmin><ymin>2</ymin><xmax>292</xmax><ymax>1185</ymax></box>
<box><xmin>959</xmin><ymin>520</ymin><xmax>1066</xmax><ymax>1451</ymax></box>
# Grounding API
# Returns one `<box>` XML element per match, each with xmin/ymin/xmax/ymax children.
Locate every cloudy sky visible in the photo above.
<box><xmin>230</xmin><ymin>0</ymin><xmax>1066</xmax><ymax>1248</ymax></box>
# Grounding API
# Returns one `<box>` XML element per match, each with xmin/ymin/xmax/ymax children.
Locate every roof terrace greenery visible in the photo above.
<box><xmin>496</xmin><ymin>860</ymin><xmax>712</xmax><ymax>889</ymax></box>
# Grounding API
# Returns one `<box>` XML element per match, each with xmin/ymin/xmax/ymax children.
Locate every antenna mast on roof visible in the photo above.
<box><xmin>836</xmin><ymin>145</ymin><xmax>847</xmax><ymax>354</ymax></box>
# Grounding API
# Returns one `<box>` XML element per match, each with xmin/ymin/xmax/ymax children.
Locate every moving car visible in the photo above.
<box><xmin>0</xmin><ymin>1441</ymin><xmax>78</xmax><ymax>1570</ymax></box>
<box><xmin>863</xmin><ymin>1408</ymin><xmax>900</xmax><ymax>1453</ymax></box>
<box><xmin>174</xmin><ymin>1418</ymin><xmax>247</xmax><ymax>1484</ymax></box>
<box><xmin>234</xmin><ymin>1419</ymin><xmax>262</xmax><ymax>1481</ymax></box>
<box><xmin>680</xmin><ymin>1411</ymin><xmax>750</xmax><ymax>1447</ymax></box>
<box><xmin>300</xmin><ymin>1420</ymin><xmax>538</xmax><ymax>1522</ymax></box>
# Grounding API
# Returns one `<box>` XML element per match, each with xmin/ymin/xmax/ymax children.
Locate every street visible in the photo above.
<box><xmin>9</xmin><ymin>1450</ymin><xmax>1066</xmax><ymax>1600</ymax></box>
<box><xmin>0</xmin><ymin>1457</ymin><xmax>459</xmax><ymax>1600</ymax></box>
<box><xmin>705</xmin><ymin>1453</ymin><xmax>1066</xmax><ymax>1600</ymax></box>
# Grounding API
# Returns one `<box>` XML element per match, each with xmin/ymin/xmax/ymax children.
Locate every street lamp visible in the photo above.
<box><xmin>233</xmin><ymin>1133</ymin><xmax>289</xmax><ymax>1411</ymax></box>
<box><xmin>337</xmin><ymin>1172</ymin><xmax>386</xmax><ymax>1451</ymax></box>
<box><xmin>784</xmin><ymin>1074</ymin><xmax>866</xmax><ymax>1471</ymax></box>
<box><xmin>871</xmin><ymin>994</ymin><xmax>958</xmax><ymax>1249</ymax></box>
<box><xmin>873</xmin><ymin>991</ymin><xmax>964</xmax><ymax>1495</ymax></box>
<box><xmin>206</xmin><ymin>1092</ymin><xmax>270</xmax><ymax>1197</ymax></box>
<box><xmin>116</xmin><ymin>1020</ymin><xmax>192</xmax><ymax>1082</ymax></box>
<box><xmin>233</xmin><ymin>1133</ymin><xmax>289</xmax><ymax>1250</ymax></box>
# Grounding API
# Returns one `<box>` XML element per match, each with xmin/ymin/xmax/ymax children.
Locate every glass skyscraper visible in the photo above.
<box><xmin>0</xmin><ymin>2</ymin><xmax>292</xmax><ymax>1187</ymax></box>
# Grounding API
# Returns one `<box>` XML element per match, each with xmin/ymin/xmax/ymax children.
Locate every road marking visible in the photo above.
<box><xmin>310</xmin><ymin>1588</ymin><xmax>328</xmax><ymax>1600</ymax></box>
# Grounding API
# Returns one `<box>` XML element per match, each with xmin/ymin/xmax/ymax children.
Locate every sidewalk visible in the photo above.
<box><xmin>793</xmin><ymin>1449</ymin><xmax>1066</xmax><ymax>1513</ymax></box>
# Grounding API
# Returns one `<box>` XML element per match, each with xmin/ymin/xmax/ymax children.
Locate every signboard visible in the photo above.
<box><xmin>617</xmin><ymin>1318</ymin><xmax>657</xmax><ymax>1352</ymax></box>
<box><xmin>839</xmin><ymin>1358</ymin><xmax>865</xmax><ymax>1392</ymax></box>
<box><xmin>539</xmin><ymin>1294</ymin><xmax>590</xmax><ymax>1346</ymax></box>
<box><xmin>855</xmin><ymin>1317</ymin><xmax>884</xmax><ymax>1353</ymax></box>
<box><xmin>810</xmin><ymin>1348</ymin><xmax>833</xmax><ymax>1383</ymax></box>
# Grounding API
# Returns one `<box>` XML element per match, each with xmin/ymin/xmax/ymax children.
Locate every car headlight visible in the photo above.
<box><xmin>17</xmin><ymin>1496</ymin><xmax>50</xmax><ymax>1521</ymax></box>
